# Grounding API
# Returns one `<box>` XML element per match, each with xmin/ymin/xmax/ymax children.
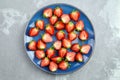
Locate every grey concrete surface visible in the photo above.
<box><xmin>0</xmin><ymin>0</ymin><xmax>120</xmax><ymax>80</ymax></box>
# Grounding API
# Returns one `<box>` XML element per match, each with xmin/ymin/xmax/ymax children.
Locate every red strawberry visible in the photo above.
<box><xmin>58</xmin><ymin>61</ymin><xmax>69</xmax><ymax>70</ymax></box>
<box><xmin>58</xmin><ymin>48</ymin><xmax>67</xmax><ymax>58</ymax></box>
<box><xmin>35</xmin><ymin>20</ymin><xmax>44</xmax><ymax>30</ymax></box>
<box><xmin>66</xmin><ymin>52</ymin><xmax>76</xmax><ymax>62</ymax></box>
<box><xmin>46</xmin><ymin>48</ymin><xmax>55</xmax><ymax>58</ymax></box>
<box><xmin>68</xmin><ymin>32</ymin><xmax>77</xmax><ymax>41</ymax></box>
<box><xmin>49</xmin><ymin>61</ymin><xmax>58</xmax><ymax>72</ymax></box>
<box><xmin>79</xmin><ymin>30</ymin><xmax>89</xmax><ymax>40</ymax></box>
<box><xmin>70</xmin><ymin>10</ymin><xmax>80</xmax><ymax>21</ymax></box>
<box><xmin>49</xmin><ymin>15</ymin><xmax>58</xmax><ymax>25</ymax></box>
<box><xmin>80</xmin><ymin>44</ymin><xmax>91</xmax><ymax>54</ymax></box>
<box><xmin>37</xmin><ymin>40</ymin><xmax>46</xmax><ymax>50</ymax></box>
<box><xmin>53</xmin><ymin>41</ymin><xmax>62</xmax><ymax>50</ymax></box>
<box><xmin>54</xmin><ymin>7</ymin><xmax>63</xmax><ymax>17</ymax></box>
<box><xmin>28</xmin><ymin>40</ymin><xmax>37</xmax><ymax>51</ymax></box>
<box><xmin>56</xmin><ymin>30</ymin><xmax>65</xmax><ymax>40</ymax></box>
<box><xmin>55</xmin><ymin>21</ymin><xmax>64</xmax><ymax>30</ymax></box>
<box><xmin>75</xmin><ymin>20</ymin><xmax>84</xmax><ymax>31</ymax></box>
<box><xmin>40</xmin><ymin>57</ymin><xmax>50</xmax><ymax>67</ymax></box>
<box><xmin>43</xmin><ymin>8</ymin><xmax>52</xmax><ymax>18</ymax></box>
<box><xmin>66</xmin><ymin>21</ymin><xmax>75</xmax><ymax>32</ymax></box>
<box><xmin>75</xmin><ymin>52</ymin><xmax>83</xmax><ymax>62</ymax></box>
<box><xmin>61</xmin><ymin>14</ymin><xmax>70</xmax><ymax>24</ymax></box>
<box><xmin>35</xmin><ymin>50</ymin><xmax>45</xmax><ymax>59</ymax></box>
<box><xmin>45</xmin><ymin>24</ymin><xmax>54</xmax><ymax>35</ymax></box>
<box><xmin>29</xmin><ymin>27</ymin><xmax>39</xmax><ymax>37</ymax></box>
<box><xmin>71</xmin><ymin>43</ymin><xmax>80</xmax><ymax>52</ymax></box>
<box><xmin>51</xmin><ymin>57</ymin><xmax>62</xmax><ymax>63</ymax></box>
<box><xmin>62</xmin><ymin>39</ymin><xmax>72</xmax><ymax>48</ymax></box>
<box><xmin>42</xmin><ymin>33</ymin><xmax>53</xmax><ymax>43</ymax></box>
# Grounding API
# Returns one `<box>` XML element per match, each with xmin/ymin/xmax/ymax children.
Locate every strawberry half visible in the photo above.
<box><xmin>71</xmin><ymin>43</ymin><xmax>80</xmax><ymax>52</ymax></box>
<box><xmin>53</xmin><ymin>41</ymin><xmax>62</xmax><ymax>50</ymax></box>
<box><xmin>51</xmin><ymin>56</ymin><xmax>62</xmax><ymax>63</ymax></box>
<box><xmin>66</xmin><ymin>52</ymin><xmax>76</xmax><ymax>62</ymax></box>
<box><xmin>49</xmin><ymin>15</ymin><xmax>58</xmax><ymax>25</ymax></box>
<box><xmin>28</xmin><ymin>40</ymin><xmax>37</xmax><ymax>51</ymax></box>
<box><xmin>29</xmin><ymin>27</ymin><xmax>39</xmax><ymax>37</ymax></box>
<box><xmin>61</xmin><ymin>14</ymin><xmax>70</xmax><ymax>24</ymax></box>
<box><xmin>49</xmin><ymin>61</ymin><xmax>58</xmax><ymax>72</ymax></box>
<box><xmin>55</xmin><ymin>21</ymin><xmax>64</xmax><ymax>30</ymax></box>
<box><xmin>75</xmin><ymin>20</ymin><xmax>84</xmax><ymax>31</ymax></box>
<box><xmin>58</xmin><ymin>61</ymin><xmax>69</xmax><ymax>70</ymax></box>
<box><xmin>40</xmin><ymin>57</ymin><xmax>50</xmax><ymax>67</ymax></box>
<box><xmin>35</xmin><ymin>50</ymin><xmax>45</xmax><ymax>59</ymax></box>
<box><xmin>46</xmin><ymin>48</ymin><xmax>55</xmax><ymax>58</ymax></box>
<box><xmin>43</xmin><ymin>8</ymin><xmax>52</xmax><ymax>18</ymax></box>
<box><xmin>66</xmin><ymin>21</ymin><xmax>75</xmax><ymax>32</ymax></box>
<box><xmin>54</xmin><ymin>7</ymin><xmax>63</xmax><ymax>17</ymax></box>
<box><xmin>35</xmin><ymin>20</ymin><xmax>44</xmax><ymax>30</ymax></box>
<box><xmin>80</xmin><ymin>44</ymin><xmax>91</xmax><ymax>54</ymax></box>
<box><xmin>42</xmin><ymin>33</ymin><xmax>53</xmax><ymax>43</ymax></box>
<box><xmin>56</xmin><ymin>30</ymin><xmax>65</xmax><ymax>40</ymax></box>
<box><xmin>58</xmin><ymin>48</ymin><xmax>67</xmax><ymax>58</ymax></box>
<box><xmin>37</xmin><ymin>40</ymin><xmax>46</xmax><ymax>50</ymax></box>
<box><xmin>62</xmin><ymin>39</ymin><xmax>72</xmax><ymax>48</ymax></box>
<box><xmin>79</xmin><ymin>30</ymin><xmax>89</xmax><ymax>41</ymax></box>
<box><xmin>75</xmin><ymin>52</ymin><xmax>83</xmax><ymax>62</ymax></box>
<box><xmin>68</xmin><ymin>31</ymin><xmax>77</xmax><ymax>41</ymax></box>
<box><xmin>45</xmin><ymin>24</ymin><xmax>54</xmax><ymax>35</ymax></box>
<box><xmin>70</xmin><ymin>10</ymin><xmax>80</xmax><ymax>21</ymax></box>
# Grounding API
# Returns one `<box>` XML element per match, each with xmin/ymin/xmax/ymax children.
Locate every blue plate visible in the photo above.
<box><xmin>24</xmin><ymin>3</ymin><xmax>95</xmax><ymax>74</ymax></box>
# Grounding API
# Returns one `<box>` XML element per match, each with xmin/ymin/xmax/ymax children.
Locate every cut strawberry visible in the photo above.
<box><xmin>35</xmin><ymin>50</ymin><xmax>45</xmax><ymax>59</ymax></box>
<box><xmin>71</xmin><ymin>43</ymin><xmax>80</xmax><ymax>52</ymax></box>
<box><xmin>75</xmin><ymin>52</ymin><xmax>83</xmax><ymax>62</ymax></box>
<box><xmin>58</xmin><ymin>61</ymin><xmax>69</xmax><ymax>70</ymax></box>
<box><xmin>54</xmin><ymin>7</ymin><xmax>63</xmax><ymax>17</ymax></box>
<box><xmin>70</xmin><ymin>10</ymin><xmax>80</xmax><ymax>21</ymax></box>
<box><xmin>37</xmin><ymin>40</ymin><xmax>46</xmax><ymax>50</ymax></box>
<box><xmin>61</xmin><ymin>14</ymin><xmax>70</xmax><ymax>24</ymax></box>
<box><xmin>58</xmin><ymin>48</ymin><xmax>67</xmax><ymax>58</ymax></box>
<box><xmin>53</xmin><ymin>41</ymin><xmax>62</xmax><ymax>50</ymax></box>
<box><xmin>66</xmin><ymin>52</ymin><xmax>76</xmax><ymax>62</ymax></box>
<box><xmin>62</xmin><ymin>39</ymin><xmax>72</xmax><ymax>48</ymax></box>
<box><xmin>68</xmin><ymin>31</ymin><xmax>77</xmax><ymax>41</ymax></box>
<box><xmin>43</xmin><ymin>8</ymin><xmax>52</xmax><ymax>18</ymax></box>
<box><xmin>28</xmin><ymin>40</ymin><xmax>37</xmax><ymax>51</ymax></box>
<box><xmin>35</xmin><ymin>20</ymin><xmax>44</xmax><ymax>30</ymax></box>
<box><xmin>75</xmin><ymin>20</ymin><xmax>84</xmax><ymax>31</ymax></box>
<box><xmin>51</xmin><ymin>56</ymin><xmax>62</xmax><ymax>63</ymax></box>
<box><xmin>29</xmin><ymin>27</ymin><xmax>39</xmax><ymax>37</ymax></box>
<box><xmin>56</xmin><ymin>30</ymin><xmax>65</xmax><ymax>40</ymax></box>
<box><xmin>46</xmin><ymin>48</ymin><xmax>55</xmax><ymax>58</ymax></box>
<box><xmin>45</xmin><ymin>24</ymin><xmax>54</xmax><ymax>35</ymax></box>
<box><xmin>66</xmin><ymin>21</ymin><xmax>75</xmax><ymax>32</ymax></box>
<box><xmin>80</xmin><ymin>44</ymin><xmax>91</xmax><ymax>54</ymax></box>
<box><xmin>55</xmin><ymin>21</ymin><xmax>65</xmax><ymax>30</ymax></box>
<box><xmin>42</xmin><ymin>33</ymin><xmax>53</xmax><ymax>43</ymax></box>
<box><xmin>49</xmin><ymin>61</ymin><xmax>58</xmax><ymax>72</ymax></box>
<box><xmin>40</xmin><ymin>57</ymin><xmax>50</xmax><ymax>67</ymax></box>
<box><xmin>79</xmin><ymin>30</ymin><xmax>89</xmax><ymax>41</ymax></box>
<box><xmin>49</xmin><ymin>15</ymin><xmax>58</xmax><ymax>25</ymax></box>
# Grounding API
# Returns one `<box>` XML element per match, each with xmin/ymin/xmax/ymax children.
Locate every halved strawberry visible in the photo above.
<box><xmin>29</xmin><ymin>27</ymin><xmax>39</xmax><ymax>37</ymax></box>
<box><xmin>80</xmin><ymin>44</ymin><xmax>91</xmax><ymax>54</ymax></box>
<box><xmin>42</xmin><ymin>33</ymin><xmax>53</xmax><ymax>43</ymax></box>
<box><xmin>37</xmin><ymin>40</ymin><xmax>46</xmax><ymax>50</ymax></box>
<box><xmin>35</xmin><ymin>20</ymin><xmax>44</xmax><ymax>30</ymax></box>
<box><xmin>75</xmin><ymin>20</ymin><xmax>84</xmax><ymax>31</ymax></box>
<box><xmin>66</xmin><ymin>21</ymin><xmax>75</xmax><ymax>32</ymax></box>
<box><xmin>55</xmin><ymin>21</ymin><xmax>64</xmax><ymax>30</ymax></box>
<box><xmin>70</xmin><ymin>10</ymin><xmax>80</xmax><ymax>21</ymax></box>
<box><xmin>68</xmin><ymin>31</ymin><xmax>77</xmax><ymax>41</ymax></box>
<box><xmin>71</xmin><ymin>43</ymin><xmax>80</xmax><ymax>52</ymax></box>
<box><xmin>46</xmin><ymin>48</ymin><xmax>55</xmax><ymax>58</ymax></box>
<box><xmin>61</xmin><ymin>14</ymin><xmax>70</xmax><ymax>24</ymax></box>
<box><xmin>58</xmin><ymin>48</ymin><xmax>67</xmax><ymax>58</ymax></box>
<box><xmin>58</xmin><ymin>61</ymin><xmax>69</xmax><ymax>70</ymax></box>
<box><xmin>66</xmin><ymin>52</ymin><xmax>76</xmax><ymax>62</ymax></box>
<box><xmin>40</xmin><ymin>57</ymin><xmax>50</xmax><ymax>67</ymax></box>
<box><xmin>51</xmin><ymin>56</ymin><xmax>62</xmax><ymax>63</ymax></box>
<box><xmin>62</xmin><ymin>39</ymin><xmax>71</xmax><ymax>48</ymax></box>
<box><xmin>53</xmin><ymin>41</ymin><xmax>62</xmax><ymax>50</ymax></box>
<box><xmin>56</xmin><ymin>30</ymin><xmax>65</xmax><ymax>40</ymax></box>
<box><xmin>75</xmin><ymin>52</ymin><xmax>83</xmax><ymax>62</ymax></box>
<box><xmin>35</xmin><ymin>50</ymin><xmax>45</xmax><ymax>59</ymax></box>
<box><xmin>49</xmin><ymin>61</ymin><xmax>58</xmax><ymax>72</ymax></box>
<box><xmin>79</xmin><ymin>30</ymin><xmax>89</xmax><ymax>40</ymax></box>
<box><xmin>49</xmin><ymin>15</ymin><xmax>58</xmax><ymax>25</ymax></box>
<box><xmin>54</xmin><ymin>7</ymin><xmax>63</xmax><ymax>17</ymax></box>
<box><xmin>43</xmin><ymin>8</ymin><xmax>52</xmax><ymax>18</ymax></box>
<box><xmin>28</xmin><ymin>40</ymin><xmax>37</xmax><ymax>51</ymax></box>
<box><xmin>45</xmin><ymin>24</ymin><xmax>54</xmax><ymax>35</ymax></box>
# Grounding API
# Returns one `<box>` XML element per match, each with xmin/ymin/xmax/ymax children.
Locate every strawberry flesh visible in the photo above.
<box><xmin>35</xmin><ymin>50</ymin><xmax>45</xmax><ymax>59</ymax></box>
<box><xmin>49</xmin><ymin>61</ymin><xmax>58</xmax><ymax>72</ymax></box>
<box><xmin>66</xmin><ymin>52</ymin><xmax>76</xmax><ymax>62</ymax></box>
<box><xmin>28</xmin><ymin>40</ymin><xmax>37</xmax><ymax>51</ymax></box>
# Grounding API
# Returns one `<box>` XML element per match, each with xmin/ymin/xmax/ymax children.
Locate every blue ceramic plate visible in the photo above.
<box><xmin>24</xmin><ymin>3</ymin><xmax>95</xmax><ymax>74</ymax></box>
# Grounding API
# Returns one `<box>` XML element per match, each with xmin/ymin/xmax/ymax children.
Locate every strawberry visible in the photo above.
<box><xmin>75</xmin><ymin>52</ymin><xmax>83</xmax><ymax>62</ymax></box>
<box><xmin>49</xmin><ymin>15</ymin><xmax>58</xmax><ymax>25</ymax></box>
<box><xmin>29</xmin><ymin>27</ymin><xmax>39</xmax><ymax>37</ymax></box>
<box><xmin>35</xmin><ymin>20</ymin><xmax>44</xmax><ymax>30</ymax></box>
<box><xmin>75</xmin><ymin>20</ymin><xmax>84</xmax><ymax>31</ymax></box>
<box><xmin>66</xmin><ymin>52</ymin><xmax>76</xmax><ymax>62</ymax></box>
<box><xmin>80</xmin><ymin>44</ymin><xmax>91</xmax><ymax>54</ymax></box>
<box><xmin>43</xmin><ymin>8</ymin><xmax>52</xmax><ymax>18</ymax></box>
<box><xmin>70</xmin><ymin>10</ymin><xmax>80</xmax><ymax>21</ymax></box>
<box><xmin>49</xmin><ymin>61</ymin><xmax>58</xmax><ymax>72</ymax></box>
<box><xmin>54</xmin><ymin>7</ymin><xmax>63</xmax><ymax>17</ymax></box>
<box><xmin>51</xmin><ymin>57</ymin><xmax>62</xmax><ymax>63</ymax></box>
<box><xmin>35</xmin><ymin>50</ymin><xmax>45</xmax><ymax>59</ymax></box>
<box><xmin>56</xmin><ymin>30</ymin><xmax>65</xmax><ymax>40</ymax></box>
<box><xmin>46</xmin><ymin>48</ymin><xmax>55</xmax><ymax>58</ymax></box>
<box><xmin>71</xmin><ymin>43</ymin><xmax>80</xmax><ymax>52</ymax></box>
<box><xmin>55</xmin><ymin>21</ymin><xmax>64</xmax><ymax>30</ymax></box>
<box><xmin>62</xmin><ymin>39</ymin><xmax>72</xmax><ymax>48</ymax></box>
<box><xmin>79</xmin><ymin>30</ymin><xmax>89</xmax><ymax>41</ymax></box>
<box><xmin>58</xmin><ymin>48</ymin><xmax>67</xmax><ymax>58</ymax></box>
<box><xmin>37</xmin><ymin>40</ymin><xmax>46</xmax><ymax>50</ymax></box>
<box><xmin>53</xmin><ymin>41</ymin><xmax>62</xmax><ymax>50</ymax></box>
<box><xmin>61</xmin><ymin>14</ymin><xmax>70</xmax><ymax>24</ymax></box>
<box><xmin>42</xmin><ymin>33</ymin><xmax>53</xmax><ymax>43</ymax></box>
<box><xmin>40</xmin><ymin>57</ymin><xmax>50</xmax><ymax>67</ymax></box>
<box><xmin>45</xmin><ymin>24</ymin><xmax>54</xmax><ymax>35</ymax></box>
<box><xmin>58</xmin><ymin>61</ymin><xmax>69</xmax><ymax>70</ymax></box>
<box><xmin>68</xmin><ymin>31</ymin><xmax>77</xmax><ymax>41</ymax></box>
<box><xmin>28</xmin><ymin>40</ymin><xmax>37</xmax><ymax>51</ymax></box>
<box><xmin>66</xmin><ymin>21</ymin><xmax>75</xmax><ymax>32</ymax></box>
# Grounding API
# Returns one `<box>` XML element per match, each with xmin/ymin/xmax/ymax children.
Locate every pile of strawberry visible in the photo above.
<box><xmin>27</xmin><ymin>7</ymin><xmax>91</xmax><ymax>72</ymax></box>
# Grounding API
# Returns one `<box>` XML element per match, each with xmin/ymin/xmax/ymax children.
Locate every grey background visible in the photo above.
<box><xmin>0</xmin><ymin>0</ymin><xmax>120</xmax><ymax>80</ymax></box>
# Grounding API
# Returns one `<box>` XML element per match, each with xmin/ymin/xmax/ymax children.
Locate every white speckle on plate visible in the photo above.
<box><xmin>83</xmin><ymin>55</ymin><xmax>89</xmax><ymax>63</ymax></box>
<box><xmin>88</xmin><ymin>39</ymin><xmax>95</xmax><ymax>48</ymax></box>
<box><xmin>27</xmin><ymin>51</ymin><xmax>34</xmax><ymax>60</ymax></box>
<box><xmin>25</xmin><ymin>36</ymin><xmax>33</xmax><ymax>43</ymax></box>
<box><xmin>29</xmin><ymin>22</ymin><xmax>35</xmax><ymax>28</ymax></box>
